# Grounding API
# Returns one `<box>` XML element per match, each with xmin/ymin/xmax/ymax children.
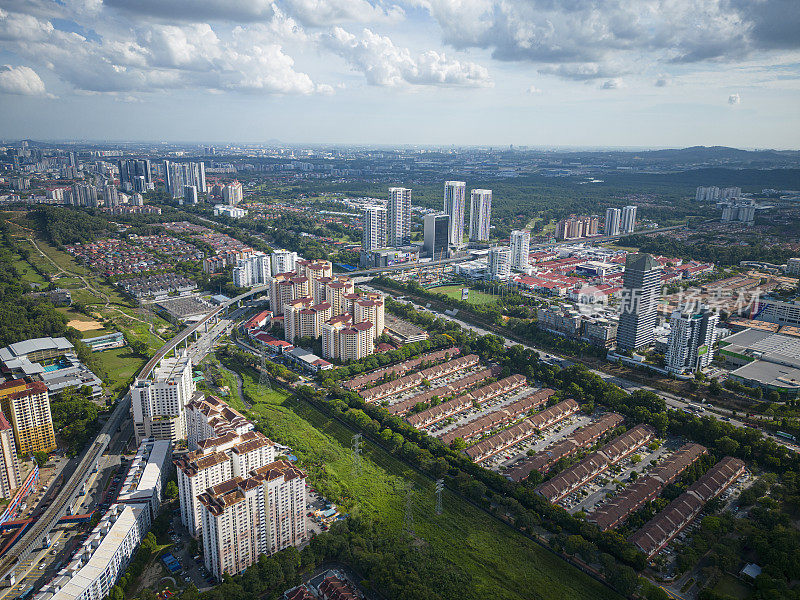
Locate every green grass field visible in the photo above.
<box><xmin>711</xmin><ymin>574</ymin><xmax>752</xmax><ymax>599</ymax></box>
<box><xmin>11</xmin><ymin>255</ymin><xmax>47</xmax><ymax>285</ymax></box>
<box><xmin>431</xmin><ymin>285</ymin><xmax>498</xmax><ymax>306</ymax></box>
<box><xmin>223</xmin><ymin>360</ymin><xmax>617</xmax><ymax>600</ymax></box>
<box><xmin>95</xmin><ymin>347</ymin><xmax>146</xmax><ymax>394</ymax></box>
<box><xmin>5</xmin><ymin>228</ymin><xmax>171</xmax><ymax>395</ymax></box>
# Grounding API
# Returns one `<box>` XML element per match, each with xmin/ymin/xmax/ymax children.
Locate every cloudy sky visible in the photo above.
<box><xmin>1</xmin><ymin>0</ymin><xmax>799</xmax><ymax>147</ymax></box>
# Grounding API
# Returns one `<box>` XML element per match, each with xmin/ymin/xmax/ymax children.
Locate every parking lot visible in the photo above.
<box><xmin>485</xmin><ymin>413</ymin><xmax>592</xmax><ymax>470</ymax></box>
<box><xmin>431</xmin><ymin>386</ymin><xmax>543</xmax><ymax>438</ymax></box>
<box><xmin>384</xmin><ymin>365</ymin><xmax>484</xmax><ymax>410</ymax></box>
<box><xmin>562</xmin><ymin>439</ymin><xmax>670</xmax><ymax>514</ymax></box>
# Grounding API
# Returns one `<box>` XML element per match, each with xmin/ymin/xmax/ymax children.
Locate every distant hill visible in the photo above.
<box><xmin>637</xmin><ymin>146</ymin><xmax>800</xmax><ymax>163</ymax></box>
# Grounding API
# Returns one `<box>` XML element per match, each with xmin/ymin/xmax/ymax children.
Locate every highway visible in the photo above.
<box><xmin>362</xmin><ymin>284</ymin><xmax>798</xmax><ymax>453</ymax></box>
<box><xmin>0</xmin><ymin>286</ymin><xmax>269</xmax><ymax>586</ymax></box>
<box><xmin>334</xmin><ymin>224</ymin><xmax>688</xmax><ymax>277</ymax></box>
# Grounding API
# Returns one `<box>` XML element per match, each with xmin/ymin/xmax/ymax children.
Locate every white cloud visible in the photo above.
<box><xmin>0</xmin><ymin>64</ymin><xmax>48</xmax><ymax>95</ymax></box>
<box><xmin>526</xmin><ymin>85</ymin><xmax>541</xmax><ymax>94</ymax></box>
<box><xmin>281</xmin><ymin>0</ymin><xmax>404</xmax><ymax>26</ymax></box>
<box><xmin>102</xmin><ymin>0</ymin><xmax>276</xmax><ymax>22</ymax></box>
<box><xmin>0</xmin><ymin>9</ymin><xmax>328</xmax><ymax>95</ymax></box>
<box><xmin>728</xmin><ymin>92</ymin><xmax>741</xmax><ymax>104</ymax></box>
<box><xmin>538</xmin><ymin>63</ymin><xmax>623</xmax><ymax>82</ymax></box>
<box><xmin>324</xmin><ymin>26</ymin><xmax>491</xmax><ymax>87</ymax></box>
<box><xmin>0</xmin><ymin>8</ymin><xmax>54</xmax><ymax>41</ymax></box>
<box><xmin>601</xmin><ymin>78</ymin><xmax>624</xmax><ymax>90</ymax></box>
<box><xmin>415</xmin><ymin>0</ymin><xmax>800</xmax><ymax>82</ymax></box>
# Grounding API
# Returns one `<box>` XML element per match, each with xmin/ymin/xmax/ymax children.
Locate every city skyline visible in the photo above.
<box><xmin>0</xmin><ymin>1</ymin><xmax>798</xmax><ymax>147</ymax></box>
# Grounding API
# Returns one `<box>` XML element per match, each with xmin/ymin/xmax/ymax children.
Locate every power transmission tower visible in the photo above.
<box><xmin>259</xmin><ymin>346</ymin><xmax>272</xmax><ymax>389</ymax></box>
<box><xmin>351</xmin><ymin>433</ymin><xmax>362</xmax><ymax>478</ymax></box>
<box><xmin>435</xmin><ymin>479</ymin><xmax>444</xmax><ymax>515</ymax></box>
<box><xmin>403</xmin><ymin>483</ymin><xmax>414</xmax><ymax>537</ymax></box>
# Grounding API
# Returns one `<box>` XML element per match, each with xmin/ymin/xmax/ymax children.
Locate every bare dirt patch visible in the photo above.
<box><xmin>67</xmin><ymin>319</ymin><xmax>103</xmax><ymax>332</ymax></box>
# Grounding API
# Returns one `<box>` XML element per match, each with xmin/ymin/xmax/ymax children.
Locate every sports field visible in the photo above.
<box><xmin>430</xmin><ymin>285</ymin><xmax>498</xmax><ymax>305</ymax></box>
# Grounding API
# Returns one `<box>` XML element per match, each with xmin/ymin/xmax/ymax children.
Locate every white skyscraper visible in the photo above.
<box><xmin>509</xmin><ymin>229</ymin><xmax>530</xmax><ymax>269</ymax></box>
<box><xmin>469</xmin><ymin>189</ymin><xmax>492</xmax><ymax>242</ymax></box>
<box><xmin>271</xmin><ymin>249</ymin><xmax>298</xmax><ymax>275</ymax></box>
<box><xmin>232</xmin><ymin>252</ymin><xmax>271</xmax><ymax>288</ymax></box>
<box><xmin>198</xmin><ymin>460</ymin><xmax>306</xmax><ymax>580</ymax></box>
<box><xmin>362</xmin><ymin>205</ymin><xmax>387</xmax><ymax>251</ymax></box>
<box><xmin>621</xmin><ymin>205</ymin><xmax>637</xmax><ymax>234</ymax></box>
<box><xmin>444</xmin><ymin>181</ymin><xmax>466</xmax><ymax>247</ymax></box>
<box><xmin>166</xmin><ymin>161</ymin><xmax>205</xmax><ymax>200</ymax></box>
<box><xmin>387</xmin><ymin>187</ymin><xmax>411</xmax><ymax>247</ymax></box>
<box><xmin>605</xmin><ymin>208</ymin><xmax>621</xmax><ymax>236</ymax></box>
<box><xmin>222</xmin><ymin>181</ymin><xmax>243</xmax><ymax>205</ymax></box>
<box><xmin>131</xmin><ymin>352</ymin><xmax>195</xmax><ymax>444</ymax></box>
<box><xmin>665</xmin><ymin>308</ymin><xmax>718</xmax><ymax>374</ymax></box>
<box><xmin>488</xmin><ymin>246</ymin><xmax>511</xmax><ymax>279</ymax></box>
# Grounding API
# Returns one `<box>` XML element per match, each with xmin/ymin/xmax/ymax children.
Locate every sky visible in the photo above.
<box><xmin>0</xmin><ymin>0</ymin><xmax>799</xmax><ymax>148</ymax></box>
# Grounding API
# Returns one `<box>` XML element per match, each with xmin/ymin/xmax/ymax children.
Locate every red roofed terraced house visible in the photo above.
<box><xmin>535</xmin><ymin>424</ymin><xmax>656</xmax><ymax>503</ymax></box>
<box><xmin>438</xmin><ymin>387</ymin><xmax>556</xmax><ymax>444</ymax></box>
<box><xmin>629</xmin><ymin>457</ymin><xmax>746</xmax><ymax>558</ymax></box>
<box><xmin>364</xmin><ymin>354</ymin><xmax>481</xmax><ymax>405</ymax></box>
<box><xmin>464</xmin><ymin>399</ymin><xmax>579</xmax><ymax>462</ymax></box>
<box><xmin>504</xmin><ymin>412</ymin><xmax>624</xmax><ymax>482</ymax></box>
<box><xmin>387</xmin><ymin>365</ymin><xmax>502</xmax><ymax>416</ymax></box>
<box><xmin>319</xmin><ymin>575</ymin><xmax>359</xmax><ymax>600</ymax></box>
<box><xmin>342</xmin><ymin>348</ymin><xmax>460</xmax><ymax>391</ymax></box>
<box><xmin>587</xmin><ymin>442</ymin><xmax>707</xmax><ymax>531</ymax></box>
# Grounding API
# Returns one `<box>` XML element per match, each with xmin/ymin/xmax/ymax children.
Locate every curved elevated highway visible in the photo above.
<box><xmin>0</xmin><ymin>285</ymin><xmax>269</xmax><ymax>585</ymax></box>
<box><xmin>338</xmin><ymin>224</ymin><xmax>688</xmax><ymax>277</ymax></box>
<box><xmin>0</xmin><ymin>221</ymin><xmax>691</xmax><ymax>584</ymax></box>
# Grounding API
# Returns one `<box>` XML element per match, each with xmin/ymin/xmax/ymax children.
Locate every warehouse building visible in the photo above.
<box><xmin>718</xmin><ymin>329</ymin><xmax>800</xmax><ymax>398</ymax></box>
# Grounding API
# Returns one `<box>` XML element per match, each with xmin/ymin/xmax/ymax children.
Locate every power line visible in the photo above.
<box><xmin>351</xmin><ymin>433</ymin><xmax>362</xmax><ymax>478</ymax></box>
<box><xmin>404</xmin><ymin>483</ymin><xmax>414</xmax><ymax>537</ymax></box>
<box><xmin>259</xmin><ymin>345</ymin><xmax>272</xmax><ymax>389</ymax></box>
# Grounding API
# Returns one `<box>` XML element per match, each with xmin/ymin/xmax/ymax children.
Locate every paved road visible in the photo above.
<box><xmin>0</xmin><ymin>295</ymin><xmax>262</xmax><ymax>587</ymax></box>
<box><xmin>334</xmin><ymin>225</ymin><xmax>688</xmax><ymax>277</ymax></box>
<box><xmin>360</xmin><ymin>284</ymin><xmax>797</xmax><ymax>453</ymax></box>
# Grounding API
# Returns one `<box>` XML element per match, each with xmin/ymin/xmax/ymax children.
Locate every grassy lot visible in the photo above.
<box><xmin>224</xmin><ymin>359</ymin><xmax>617</xmax><ymax>600</ymax></box>
<box><xmin>430</xmin><ymin>285</ymin><xmax>498</xmax><ymax>306</ymax></box>
<box><xmin>11</xmin><ymin>255</ymin><xmax>47</xmax><ymax>285</ymax></box>
<box><xmin>97</xmin><ymin>347</ymin><xmax>146</xmax><ymax>394</ymax></box>
<box><xmin>5</xmin><ymin>227</ymin><xmax>174</xmax><ymax>394</ymax></box>
<box><xmin>711</xmin><ymin>574</ymin><xmax>752</xmax><ymax>599</ymax></box>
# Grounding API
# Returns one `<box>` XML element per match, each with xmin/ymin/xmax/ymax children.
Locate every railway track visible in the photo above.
<box><xmin>0</xmin><ymin>286</ymin><xmax>269</xmax><ymax>584</ymax></box>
